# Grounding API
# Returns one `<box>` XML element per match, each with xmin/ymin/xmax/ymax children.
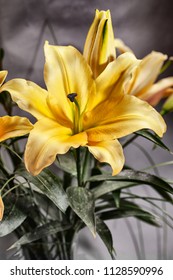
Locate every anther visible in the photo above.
<box><xmin>67</xmin><ymin>93</ymin><xmax>78</xmax><ymax>102</ymax></box>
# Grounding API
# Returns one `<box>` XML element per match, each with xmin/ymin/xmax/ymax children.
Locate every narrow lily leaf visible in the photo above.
<box><xmin>96</xmin><ymin>217</ymin><xmax>115</xmax><ymax>259</ymax></box>
<box><xmin>112</xmin><ymin>189</ymin><xmax>121</xmax><ymax>208</ymax></box>
<box><xmin>9</xmin><ymin>221</ymin><xmax>71</xmax><ymax>249</ymax></box>
<box><xmin>66</xmin><ymin>187</ymin><xmax>96</xmax><ymax>236</ymax></box>
<box><xmin>92</xmin><ymin>181</ymin><xmax>136</xmax><ymax>199</ymax></box>
<box><xmin>0</xmin><ymin>200</ymin><xmax>27</xmax><ymax>237</ymax></box>
<box><xmin>135</xmin><ymin>129</ymin><xmax>170</xmax><ymax>151</ymax></box>
<box><xmin>99</xmin><ymin>207</ymin><xmax>160</xmax><ymax>227</ymax></box>
<box><xmin>120</xmin><ymin>200</ymin><xmax>160</xmax><ymax>226</ymax></box>
<box><xmin>88</xmin><ymin>169</ymin><xmax>173</xmax><ymax>201</ymax></box>
<box><xmin>16</xmin><ymin>166</ymin><xmax>69</xmax><ymax>213</ymax></box>
<box><xmin>122</xmin><ymin>195</ymin><xmax>173</xmax><ymax>229</ymax></box>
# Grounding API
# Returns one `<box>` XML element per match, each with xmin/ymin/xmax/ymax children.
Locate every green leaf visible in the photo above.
<box><xmin>120</xmin><ymin>200</ymin><xmax>160</xmax><ymax>226</ymax></box>
<box><xmin>135</xmin><ymin>129</ymin><xmax>170</xmax><ymax>151</ymax></box>
<box><xmin>121</xmin><ymin>195</ymin><xmax>173</xmax><ymax>229</ymax></box>
<box><xmin>96</xmin><ymin>217</ymin><xmax>115</xmax><ymax>259</ymax></box>
<box><xmin>92</xmin><ymin>181</ymin><xmax>136</xmax><ymax>199</ymax></box>
<box><xmin>99</xmin><ymin>206</ymin><xmax>160</xmax><ymax>227</ymax></box>
<box><xmin>88</xmin><ymin>169</ymin><xmax>173</xmax><ymax>202</ymax></box>
<box><xmin>9</xmin><ymin>220</ymin><xmax>71</xmax><ymax>249</ymax></box>
<box><xmin>0</xmin><ymin>199</ymin><xmax>27</xmax><ymax>237</ymax></box>
<box><xmin>112</xmin><ymin>189</ymin><xmax>121</xmax><ymax>208</ymax></box>
<box><xmin>95</xmin><ymin>194</ymin><xmax>160</xmax><ymax>227</ymax></box>
<box><xmin>16</xmin><ymin>166</ymin><xmax>69</xmax><ymax>213</ymax></box>
<box><xmin>56</xmin><ymin>152</ymin><xmax>77</xmax><ymax>175</ymax></box>
<box><xmin>66</xmin><ymin>187</ymin><xmax>96</xmax><ymax>236</ymax></box>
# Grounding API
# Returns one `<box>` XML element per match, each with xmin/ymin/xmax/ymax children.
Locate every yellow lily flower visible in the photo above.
<box><xmin>124</xmin><ymin>51</ymin><xmax>173</xmax><ymax>106</ymax></box>
<box><xmin>0</xmin><ymin>70</ymin><xmax>33</xmax><ymax>140</ymax></box>
<box><xmin>84</xmin><ymin>9</ymin><xmax>173</xmax><ymax>107</ymax></box>
<box><xmin>0</xmin><ymin>115</ymin><xmax>33</xmax><ymax>141</ymax></box>
<box><xmin>0</xmin><ymin>42</ymin><xmax>166</xmax><ymax>176</ymax></box>
<box><xmin>0</xmin><ymin>195</ymin><xmax>4</xmax><ymax>221</ymax></box>
<box><xmin>114</xmin><ymin>39</ymin><xmax>173</xmax><ymax>106</ymax></box>
<box><xmin>83</xmin><ymin>9</ymin><xmax>116</xmax><ymax>78</ymax></box>
<box><xmin>115</xmin><ymin>38</ymin><xmax>134</xmax><ymax>54</ymax></box>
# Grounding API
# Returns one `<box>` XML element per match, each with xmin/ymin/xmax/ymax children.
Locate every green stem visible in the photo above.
<box><xmin>61</xmin><ymin>233</ymin><xmax>69</xmax><ymax>260</ymax></box>
<box><xmin>1</xmin><ymin>143</ymin><xmax>23</xmax><ymax>161</ymax></box>
<box><xmin>0</xmin><ymin>175</ymin><xmax>15</xmax><ymax>193</ymax></box>
<box><xmin>76</xmin><ymin>148</ymin><xmax>82</xmax><ymax>187</ymax></box>
<box><xmin>125</xmin><ymin>218</ymin><xmax>142</xmax><ymax>259</ymax></box>
<box><xmin>162</xmin><ymin>201</ymin><xmax>168</xmax><ymax>259</ymax></box>
<box><xmin>2</xmin><ymin>183</ymin><xmax>21</xmax><ymax>198</ymax></box>
<box><xmin>81</xmin><ymin>148</ymin><xmax>90</xmax><ymax>184</ymax></box>
<box><xmin>58</xmin><ymin>211</ymin><xmax>71</xmax><ymax>260</ymax></box>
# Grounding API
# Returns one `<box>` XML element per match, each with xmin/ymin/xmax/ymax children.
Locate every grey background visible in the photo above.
<box><xmin>0</xmin><ymin>0</ymin><xmax>173</xmax><ymax>259</ymax></box>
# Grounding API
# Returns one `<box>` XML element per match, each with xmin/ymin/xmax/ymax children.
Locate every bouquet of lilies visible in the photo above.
<box><xmin>0</xmin><ymin>10</ymin><xmax>173</xmax><ymax>259</ymax></box>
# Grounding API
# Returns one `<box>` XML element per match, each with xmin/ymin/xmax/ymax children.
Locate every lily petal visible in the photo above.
<box><xmin>0</xmin><ymin>116</ymin><xmax>33</xmax><ymax>141</ymax></box>
<box><xmin>0</xmin><ymin>196</ymin><xmax>4</xmax><ymax>221</ymax></box>
<box><xmin>0</xmin><ymin>79</ymin><xmax>54</xmax><ymax>120</ymax></box>
<box><xmin>0</xmin><ymin>70</ymin><xmax>8</xmax><ymax>86</ymax></box>
<box><xmin>131</xmin><ymin>51</ymin><xmax>167</xmax><ymax>96</ymax></box>
<box><xmin>85</xmin><ymin>94</ymin><xmax>166</xmax><ymax>141</ymax></box>
<box><xmin>92</xmin><ymin>52</ymin><xmax>137</xmax><ymax>108</ymax></box>
<box><xmin>83</xmin><ymin>9</ymin><xmax>116</xmax><ymax>78</ymax></box>
<box><xmin>44</xmin><ymin>41</ymin><xmax>96</xmax><ymax>121</ymax></box>
<box><xmin>114</xmin><ymin>38</ymin><xmax>134</xmax><ymax>54</ymax></box>
<box><xmin>140</xmin><ymin>77</ymin><xmax>173</xmax><ymax>106</ymax></box>
<box><xmin>25</xmin><ymin>119</ymin><xmax>88</xmax><ymax>175</ymax></box>
<box><xmin>87</xmin><ymin>139</ymin><xmax>124</xmax><ymax>176</ymax></box>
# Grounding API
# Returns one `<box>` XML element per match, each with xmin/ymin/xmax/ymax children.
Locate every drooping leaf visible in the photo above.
<box><xmin>16</xmin><ymin>165</ymin><xmax>69</xmax><ymax>213</ymax></box>
<box><xmin>99</xmin><ymin>206</ymin><xmax>160</xmax><ymax>227</ymax></box>
<box><xmin>0</xmin><ymin>198</ymin><xmax>27</xmax><ymax>237</ymax></box>
<box><xmin>119</xmin><ymin>200</ymin><xmax>160</xmax><ymax>226</ymax></box>
<box><xmin>96</xmin><ymin>217</ymin><xmax>115</xmax><ymax>259</ymax></box>
<box><xmin>122</xmin><ymin>195</ymin><xmax>173</xmax><ymax>230</ymax></box>
<box><xmin>66</xmin><ymin>187</ymin><xmax>96</xmax><ymax>236</ymax></box>
<box><xmin>92</xmin><ymin>181</ymin><xmax>136</xmax><ymax>199</ymax></box>
<box><xmin>88</xmin><ymin>169</ymin><xmax>173</xmax><ymax>202</ymax></box>
<box><xmin>112</xmin><ymin>189</ymin><xmax>121</xmax><ymax>208</ymax></box>
<box><xmin>135</xmin><ymin>129</ymin><xmax>170</xmax><ymax>151</ymax></box>
<box><xmin>9</xmin><ymin>220</ymin><xmax>71</xmax><ymax>249</ymax></box>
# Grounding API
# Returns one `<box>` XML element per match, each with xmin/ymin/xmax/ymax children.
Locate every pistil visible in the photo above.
<box><xmin>67</xmin><ymin>93</ymin><xmax>82</xmax><ymax>134</ymax></box>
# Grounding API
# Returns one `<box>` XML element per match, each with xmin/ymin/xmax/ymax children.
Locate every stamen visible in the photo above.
<box><xmin>67</xmin><ymin>93</ymin><xmax>78</xmax><ymax>102</ymax></box>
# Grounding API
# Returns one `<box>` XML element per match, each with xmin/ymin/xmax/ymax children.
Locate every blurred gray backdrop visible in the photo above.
<box><xmin>0</xmin><ymin>0</ymin><xmax>173</xmax><ymax>259</ymax></box>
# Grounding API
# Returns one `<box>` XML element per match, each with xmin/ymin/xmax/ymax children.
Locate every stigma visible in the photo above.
<box><xmin>67</xmin><ymin>93</ymin><xmax>78</xmax><ymax>102</ymax></box>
